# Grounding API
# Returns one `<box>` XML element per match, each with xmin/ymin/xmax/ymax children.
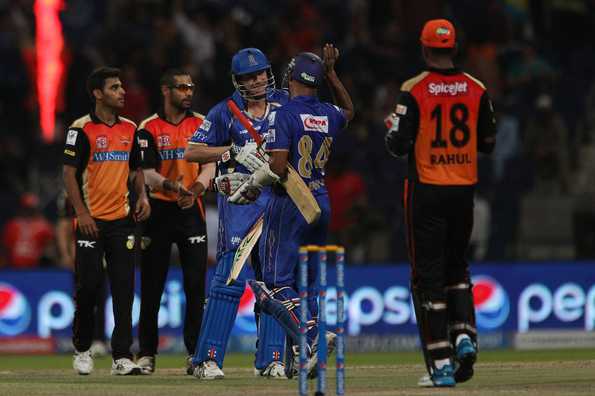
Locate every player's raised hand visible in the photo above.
<box><xmin>323</xmin><ymin>43</ymin><xmax>339</xmax><ymax>74</ymax></box>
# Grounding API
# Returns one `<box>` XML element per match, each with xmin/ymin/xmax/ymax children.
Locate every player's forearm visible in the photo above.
<box><xmin>326</xmin><ymin>70</ymin><xmax>355</xmax><ymax>122</ymax></box>
<box><xmin>133</xmin><ymin>167</ymin><xmax>148</xmax><ymax>199</ymax></box>
<box><xmin>195</xmin><ymin>162</ymin><xmax>216</xmax><ymax>191</ymax></box>
<box><xmin>143</xmin><ymin>168</ymin><xmax>168</xmax><ymax>191</ymax></box>
<box><xmin>269</xmin><ymin>151</ymin><xmax>289</xmax><ymax>179</ymax></box>
<box><xmin>184</xmin><ymin>143</ymin><xmax>230</xmax><ymax>163</ymax></box>
<box><xmin>63</xmin><ymin>166</ymin><xmax>88</xmax><ymax>216</ymax></box>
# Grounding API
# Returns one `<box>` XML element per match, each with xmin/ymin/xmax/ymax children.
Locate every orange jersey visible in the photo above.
<box><xmin>63</xmin><ymin>113</ymin><xmax>141</xmax><ymax>221</ymax></box>
<box><xmin>395</xmin><ymin>69</ymin><xmax>495</xmax><ymax>186</ymax></box>
<box><xmin>137</xmin><ymin>111</ymin><xmax>205</xmax><ymax>211</ymax></box>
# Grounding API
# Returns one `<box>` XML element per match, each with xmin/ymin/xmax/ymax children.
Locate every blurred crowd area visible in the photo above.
<box><xmin>2</xmin><ymin>0</ymin><xmax>595</xmax><ymax>268</ymax></box>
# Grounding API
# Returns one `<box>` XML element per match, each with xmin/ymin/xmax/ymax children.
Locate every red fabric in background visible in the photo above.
<box><xmin>2</xmin><ymin>217</ymin><xmax>54</xmax><ymax>268</ymax></box>
<box><xmin>326</xmin><ymin>171</ymin><xmax>366</xmax><ymax>232</ymax></box>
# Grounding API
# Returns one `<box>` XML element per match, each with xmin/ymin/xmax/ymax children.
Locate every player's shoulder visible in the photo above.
<box><xmin>268</xmin><ymin>89</ymin><xmax>290</xmax><ymax>106</ymax></box>
<box><xmin>119</xmin><ymin>116</ymin><xmax>137</xmax><ymax>129</ymax></box>
<box><xmin>69</xmin><ymin>114</ymin><xmax>93</xmax><ymax>130</ymax></box>
<box><xmin>191</xmin><ymin>111</ymin><xmax>205</xmax><ymax>120</ymax></box>
<box><xmin>400</xmin><ymin>71</ymin><xmax>431</xmax><ymax>92</ymax></box>
<box><xmin>209</xmin><ymin>98</ymin><xmax>233</xmax><ymax>117</ymax></box>
<box><xmin>462</xmin><ymin>72</ymin><xmax>487</xmax><ymax>90</ymax></box>
<box><xmin>138</xmin><ymin>113</ymin><xmax>160</xmax><ymax>130</ymax></box>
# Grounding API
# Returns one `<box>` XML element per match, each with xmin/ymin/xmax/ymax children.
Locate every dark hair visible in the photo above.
<box><xmin>86</xmin><ymin>67</ymin><xmax>121</xmax><ymax>102</ymax></box>
<box><xmin>426</xmin><ymin>47</ymin><xmax>457</xmax><ymax>58</ymax></box>
<box><xmin>160</xmin><ymin>68</ymin><xmax>190</xmax><ymax>88</ymax></box>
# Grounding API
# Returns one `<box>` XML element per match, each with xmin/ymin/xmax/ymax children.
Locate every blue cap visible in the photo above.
<box><xmin>290</xmin><ymin>52</ymin><xmax>324</xmax><ymax>87</ymax></box>
<box><xmin>231</xmin><ymin>48</ymin><xmax>271</xmax><ymax>76</ymax></box>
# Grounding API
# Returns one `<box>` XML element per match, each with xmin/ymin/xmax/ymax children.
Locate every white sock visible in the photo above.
<box><xmin>435</xmin><ymin>358</ymin><xmax>450</xmax><ymax>369</ymax></box>
<box><xmin>456</xmin><ymin>334</ymin><xmax>471</xmax><ymax>346</ymax></box>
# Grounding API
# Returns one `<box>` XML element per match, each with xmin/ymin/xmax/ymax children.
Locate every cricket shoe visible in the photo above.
<box><xmin>73</xmin><ymin>350</ymin><xmax>94</xmax><ymax>375</ymax></box>
<box><xmin>454</xmin><ymin>338</ymin><xmax>477</xmax><ymax>383</ymax></box>
<box><xmin>430</xmin><ymin>364</ymin><xmax>456</xmax><ymax>387</ymax></box>
<box><xmin>137</xmin><ymin>355</ymin><xmax>155</xmax><ymax>375</ymax></box>
<box><xmin>307</xmin><ymin>331</ymin><xmax>337</xmax><ymax>379</ymax></box>
<box><xmin>185</xmin><ymin>355</ymin><xmax>194</xmax><ymax>375</ymax></box>
<box><xmin>285</xmin><ymin>344</ymin><xmax>313</xmax><ymax>379</ymax></box>
<box><xmin>111</xmin><ymin>358</ymin><xmax>142</xmax><ymax>375</ymax></box>
<box><xmin>254</xmin><ymin>361</ymin><xmax>287</xmax><ymax>379</ymax></box>
<box><xmin>193</xmin><ymin>360</ymin><xmax>225</xmax><ymax>380</ymax></box>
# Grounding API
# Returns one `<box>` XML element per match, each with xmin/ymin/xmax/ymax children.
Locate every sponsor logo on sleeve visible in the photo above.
<box><xmin>266</xmin><ymin>129</ymin><xmax>276</xmax><ymax>143</ymax></box>
<box><xmin>201</xmin><ymin>119</ymin><xmax>212</xmax><ymax>132</ymax></box>
<box><xmin>396</xmin><ymin>104</ymin><xmax>408</xmax><ymax>115</ymax></box>
<box><xmin>66</xmin><ymin>130</ymin><xmax>78</xmax><ymax>145</ymax></box>
<box><xmin>268</xmin><ymin>111</ymin><xmax>276</xmax><ymax>126</ymax></box>
<box><xmin>300</xmin><ymin>114</ymin><xmax>329</xmax><ymax>133</ymax></box>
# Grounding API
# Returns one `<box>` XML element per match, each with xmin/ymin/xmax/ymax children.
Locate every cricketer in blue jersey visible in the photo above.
<box><xmin>184</xmin><ymin>48</ymin><xmax>289</xmax><ymax>379</ymax></box>
<box><xmin>229</xmin><ymin>44</ymin><xmax>354</xmax><ymax>377</ymax></box>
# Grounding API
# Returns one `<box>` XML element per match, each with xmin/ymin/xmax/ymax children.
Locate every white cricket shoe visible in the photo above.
<box><xmin>254</xmin><ymin>361</ymin><xmax>287</xmax><ymax>379</ymax></box>
<box><xmin>73</xmin><ymin>350</ymin><xmax>94</xmax><ymax>375</ymax></box>
<box><xmin>137</xmin><ymin>355</ymin><xmax>155</xmax><ymax>375</ymax></box>
<box><xmin>111</xmin><ymin>358</ymin><xmax>142</xmax><ymax>375</ymax></box>
<box><xmin>417</xmin><ymin>373</ymin><xmax>432</xmax><ymax>387</ymax></box>
<box><xmin>193</xmin><ymin>360</ymin><xmax>224</xmax><ymax>380</ymax></box>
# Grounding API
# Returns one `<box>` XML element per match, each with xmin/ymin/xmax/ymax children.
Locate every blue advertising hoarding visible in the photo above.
<box><xmin>0</xmin><ymin>262</ymin><xmax>594</xmax><ymax>342</ymax></box>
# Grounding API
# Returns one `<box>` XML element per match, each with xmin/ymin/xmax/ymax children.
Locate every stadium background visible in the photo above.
<box><xmin>1</xmin><ymin>0</ymin><xmax>595</xmax><ymax>355</ymax></box>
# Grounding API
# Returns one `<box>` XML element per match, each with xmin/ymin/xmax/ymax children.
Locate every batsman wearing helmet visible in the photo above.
<box><xmin>384</xmin><ymin>19</ymin><xmax>497</xmax><ymax>387</ymax></box>
<box><xmin>229</xmin><ymin>44</ymin><xmax>354</xmax><ymax>378</ymax></box>
<box><xmin>184</xmin><ymin>48</ymin><xmax>289</xmax><ymax>379</ymax></box>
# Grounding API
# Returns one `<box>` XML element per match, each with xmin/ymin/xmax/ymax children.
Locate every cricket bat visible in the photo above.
<box><xmin>227</xmin><ymin>100</ymin><xmax>321</xmax><ymax>224</ymax></box>
<box><xmin>226</xmin><ymin>216</ymin><xmax>264</xmax><ymax>285</ymax></box>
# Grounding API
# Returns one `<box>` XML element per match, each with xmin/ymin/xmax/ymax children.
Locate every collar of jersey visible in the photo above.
<box><xmin>157</xmin><ymin>109</ymin><xmax>193</xmax><ymax>126</ymax></box>
<box><xmin>292</xmin><ymin>95</ymin><xmax>318</xmax><ymax>102</ymax></box>
<box><xmin>90</xmin><ymin>109</ymin><xmax>121</xmax><ymax>127</ymax></box>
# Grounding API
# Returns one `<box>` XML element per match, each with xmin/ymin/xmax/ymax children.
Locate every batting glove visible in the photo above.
<box><xmin>234</xmin><ymin>142</ymin><xmax>269</xmax><ymax>172</ymax></box>
<box><xmin>228</xmin><ymin>163</ymin><xmax>280</xmax><ymax>204</ymax></box>
<box><xmin>212</xmin><ymin>172</ymin><xmax>251</xmax><ymax>196</ymax></box>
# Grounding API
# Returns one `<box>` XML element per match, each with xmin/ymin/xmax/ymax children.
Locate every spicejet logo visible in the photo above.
<box><xmin>300</xmin><ymin>114</ymin><xmax>329</xmax><ymax>133</ymax></box>
<box><xmin>428</xmin><ymin>81</ymin><xmax>468</xmax><ymax>96</ymax></box>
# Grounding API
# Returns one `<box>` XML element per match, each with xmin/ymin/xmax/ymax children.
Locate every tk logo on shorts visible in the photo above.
<box><xmin>77</xmin><ymin>240</ymin><xmax>96</xmax><ymax>248</ymax></box>
<box><xmin>188</xmin><ymin>235</ymin><xmax>206</xmax><ymax>244</ymax></box>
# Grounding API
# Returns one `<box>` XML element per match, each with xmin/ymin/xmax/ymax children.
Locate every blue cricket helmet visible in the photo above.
<box><xmin>231</xmin><ymin>48</ymin><xmax>276</xmax><ymax>101</ymax></box>
<box><xmin>284</xmin><ymin>52</ymin><xmax>324</xmax><ymax>89</ymax></box>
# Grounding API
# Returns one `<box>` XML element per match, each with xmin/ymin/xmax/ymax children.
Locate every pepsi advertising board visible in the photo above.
<box><xmin>1</xmin><ymin>263</ymin><xmax>595</xmax><ymax>342</ymax></box>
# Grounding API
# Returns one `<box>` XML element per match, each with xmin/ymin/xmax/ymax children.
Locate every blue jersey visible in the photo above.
<box><xmin>189</xmin><ymin>89</ymin><xmax>289</xmax><ymax>257</ymax></box>
<box><xmin>265</xmin><ymin>95</ymin><xmax>346</xmax><ymax>196</ymax></box>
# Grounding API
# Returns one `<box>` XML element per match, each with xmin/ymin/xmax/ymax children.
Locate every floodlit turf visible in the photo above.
<box><xmin>0</xmin><ymin>350</ymin><xmax>594</xmax><ymax>395</ymax></box>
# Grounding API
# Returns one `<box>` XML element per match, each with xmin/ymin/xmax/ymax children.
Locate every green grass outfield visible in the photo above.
<box><xmin>0</xmin><ymin>349</ymin><xmax>594</xmax><ymax>395</ymax></box>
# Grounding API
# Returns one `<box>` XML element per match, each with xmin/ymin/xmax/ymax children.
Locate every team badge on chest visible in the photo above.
<box><xmin>96</xmin><ymin>135</ymin><xmax>108</xmax><ymax>149</ymax></box>
<box><xmin>157</xmin><ymin>134</ymin><xmax>171</xmax><ymax>147</ymax></box>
